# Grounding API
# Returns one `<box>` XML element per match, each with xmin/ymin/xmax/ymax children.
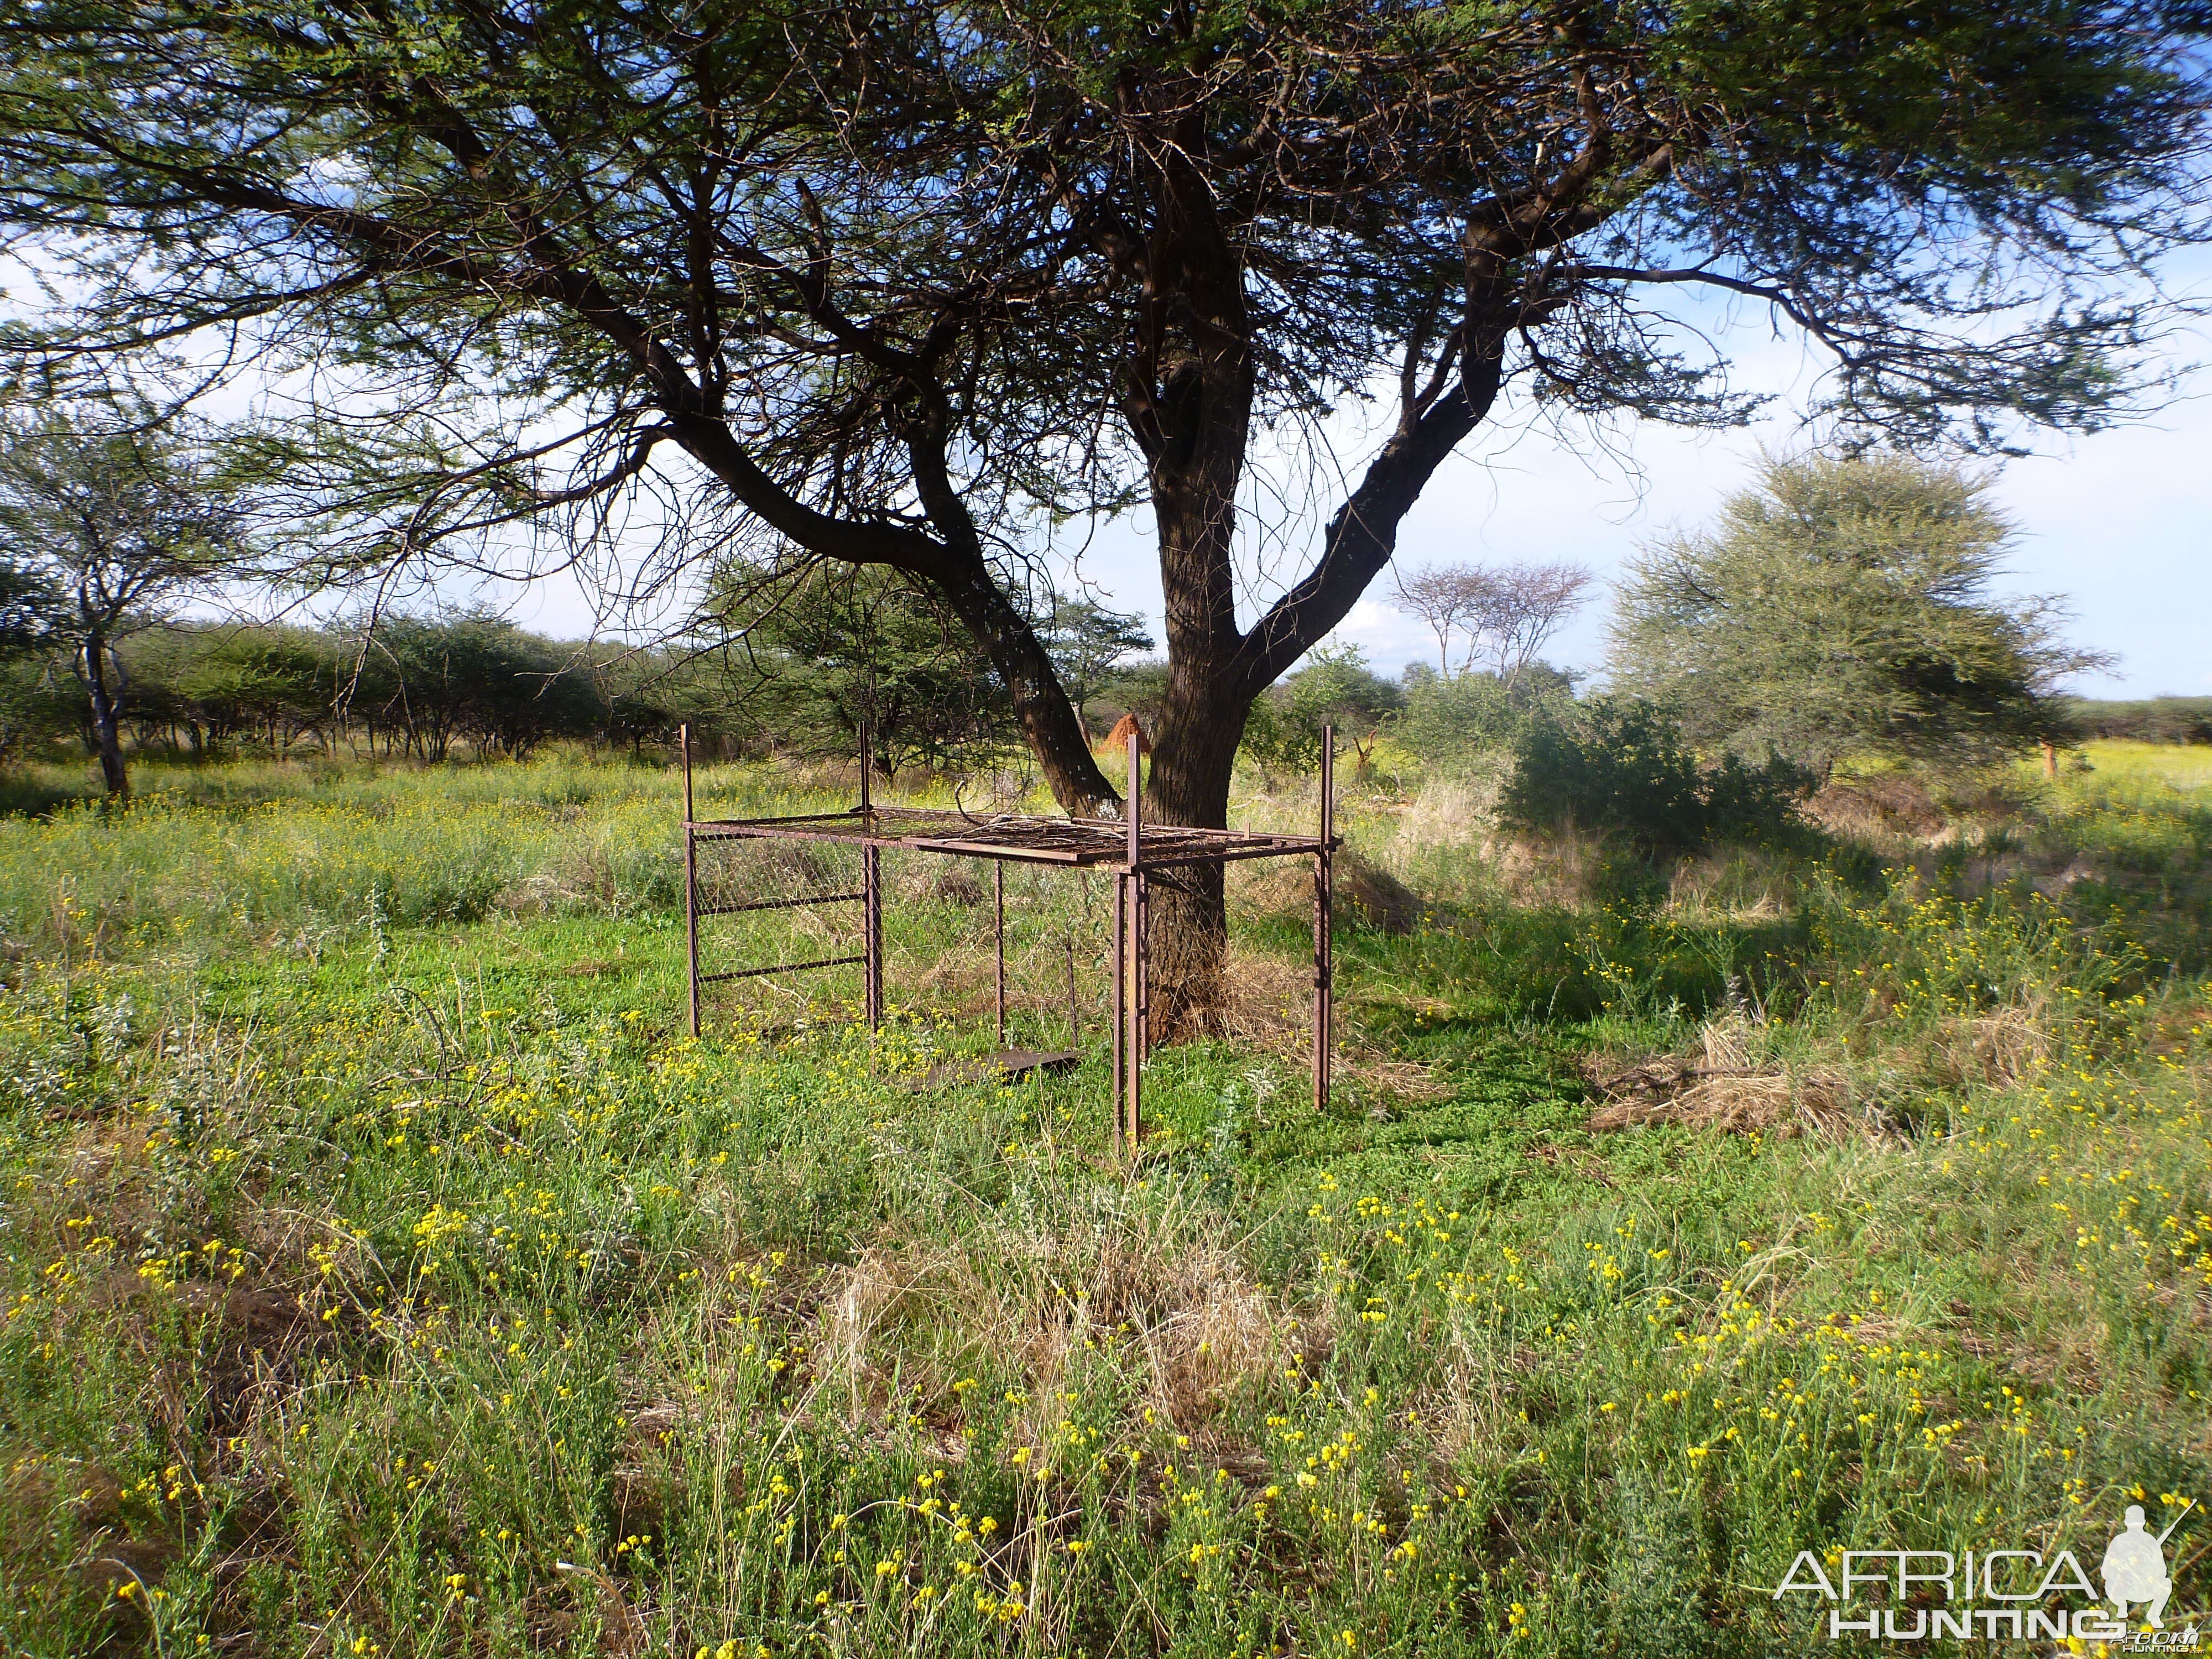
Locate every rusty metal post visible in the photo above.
<box><xmin>994</xmin><ymin>862</ymin><xmax>1006</xmax><ymax>1047</ymax></box>
<box><xmin>1125</xmin><ymin>726</ymin><xmax>1143</xmax><ymax>1152</ymax></box>
<box><xmin>863</xmin><ymin>844</ymin><xmax>882</xmax><ymax>1030</ymax></box>
<box><xmin>858</xmin><ymin>719</ymin><xmax>883</xmax><ymax>1030</ymax></box>
<box><xmin>1112</xmin><ymin>871</ymin><xmax>1126</xmax><ymax>1157</ymax></box>
<box><xmin>1135</xmin><ymin>870</ymin><xmax>1149</xmax><ymax>1065</ymax></box>
<box><xmin>1314</xmin><ymin>724</ymin><xmax>1334</xmax><ymax>1113</ymax></box>
<box><xmin>682</xmin><ymin>723</ymin><xmax>700</xmax><ymax>1039</ymax></box>
<box><xmin>1065</xmin><ymin>930</ymin><xmax>1079</xmax><ymax>1047</ymax></box>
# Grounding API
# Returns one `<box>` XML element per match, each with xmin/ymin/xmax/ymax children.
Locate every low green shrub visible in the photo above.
<box><xmin>1498</xmin><ymin>696</ymin><xmax>1816</xmax><ymax>857</ymax></box>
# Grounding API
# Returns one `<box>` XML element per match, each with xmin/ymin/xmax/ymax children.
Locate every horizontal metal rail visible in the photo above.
<box><xmin>694</xmin><ymin>889</ymin><xmax>865</xmax><ymax>918</ymax></box>
<box><xmin>906</xmin><ymin>836</ymin><xmax>1092</xmax><ymax>864</ymax></box>
<box><xmin>686</xmin><ymin>808</ymin><xmax>866</xmax><ymax>828</ymax></box>
<box><xmin>697</xmin><ymin>953</ymin><xmax>867</xmax><ymax>985</ymax></box>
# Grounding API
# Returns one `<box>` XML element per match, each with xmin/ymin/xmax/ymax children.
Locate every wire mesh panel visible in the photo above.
<box><xmin>688</xmin><ymin>831</ymin><xmax>872</xmax><ymax>1025</ymax></box>
<box><xmin>875</xmin><ymin>851</ymin><xmax>1115</xmax><ymax>1052</ymax></box>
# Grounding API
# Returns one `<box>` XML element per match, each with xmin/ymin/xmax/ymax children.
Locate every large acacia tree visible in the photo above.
<box><xmin>3</xmin><ymin>0</ymin><xmax>2206</xmax><ymax>1009</ymax></box>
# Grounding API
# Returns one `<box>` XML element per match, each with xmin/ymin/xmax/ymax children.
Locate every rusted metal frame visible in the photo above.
<box><xmin>694</xmin><ymin>823</ymin><xmax>1318</xmax><ymax>868</ymax></box>
<box><xmin>1123</xmin><ymin>725</ymin><xmax>1144</xmax><ymax>1156</ymax></box>
<box><xmin>693</xmin><ymin>890</ymin><xmax>866</xmax><ymax>918</ymax></box>
<box><xmin>684</xmin><ymin>722</ymin><xmax>700</xmax><ymax>1039</ymax></box>
<box><xmin>1136</xmin><ymin>843</ymin><xmax>1323</xmax><ymax>870</ymax></box>
<box><xmin>862</xmin><ymin>855</ymin><xmax>883</xmax><ymax>1029</ymax></box>
<box><xmin>692</xmin><ymin>809</ymin><xmax>1321</xmax><ymax>864</ymax></box>
<box><xmin>1314</xmin><ymin>724</ymin><xmax>1335</xmax><ymax>1115</ymax></box>
<box><xmin>860</xmin><ymin>721</ymin><xmax>883</xmax><ymax>1030</ymax></box>
<box><xmin>687</xmin><ymin>822</ymin><xmax>899</xmax><ymax>846</ymax></box>
<box><xmin>1073</xmin><ymin>816</ymin><xmax>1318</xmax><ymax>843</ymax></box>
<box><xmin>1136</xmin><ymin>870</ymin><xmax>1150</xmax><ymax>1069</ymax></box>
<box><xmin>906</xmin><ymin>837</ymin><xmax>1093</xmax><ymax>864</ymax></box>
<box><xmin>1112</xmin><ymin>870</ymin><xmax>1127</xmax><ymax>1159</ymax></box>
<box><xmin>701</xmin><ymin>953</ymin><xmax>867</xmax><ymax>985</ymax></box>
<box><xmin>688</xmin><ymin>808</ymin><xmax>868</xmax><ymax>828</ymax></box>
<box><xmin>689</xmin><ymin>821</ymin><xmax>1092</xmax><ymax>865</ymax></box>
<box><xmin>681</xmin><ymin>708</ymin><xmax>1330</xmax><ymax>1142</ymax></box>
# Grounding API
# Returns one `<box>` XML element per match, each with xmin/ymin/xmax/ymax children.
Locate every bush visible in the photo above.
<box><xmin>1240</xmin><ymin>644</ymin><xmax>1402</xmax><ymax>776</ymax></box>
<box><xmin>1499</xmin><ymin>696</ymin><xmax>1816</xmax><ymax>857</ymax></box>
<box><xmin>1389</xmin><ymin>662</ymin><xmax>1576</xmax><ymax>763</ymax></box>
<box><xmin>0</xmin><ymin>656</ymin><xmax>80</xmax><ymax>763</ymax></box>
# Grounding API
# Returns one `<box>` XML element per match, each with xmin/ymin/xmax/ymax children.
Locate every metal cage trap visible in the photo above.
<box><xmin>679</xmin><ymin>723</ymin><xmax>1342</xmax><ymax>1156</ymax></box>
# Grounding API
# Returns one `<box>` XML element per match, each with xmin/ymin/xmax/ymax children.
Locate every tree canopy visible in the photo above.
<box><xmin>1608</xmin><ymin>453</ymin><xmax>2109</xmax><ymax>770</ymax></box>
<box><xmin>3</xmin><ymin>0</ymin><xmax>2204</xmax><ymax>803</ymax></box>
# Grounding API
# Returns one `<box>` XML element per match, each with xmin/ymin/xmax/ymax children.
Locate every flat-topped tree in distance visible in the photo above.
<box><xmin>1393</xmin><ymin>560</ymin><xmax>1594</xmax><ymax>685</ymax></box>
<box><xmin>4</xmin><ymin>0</ymin><xmax>2205</xmax><ymax>1022</ymax></box>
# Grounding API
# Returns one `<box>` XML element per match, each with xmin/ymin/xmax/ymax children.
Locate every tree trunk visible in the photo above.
<box><xmin>1145</xmin><ymin>671</ymin><xmax>1250</xmax><ymax>1038</ymax></box>
<box><xmin>80</xmin><ymin>630</ymin><xmax>129</xmax><ymax>799</ymax></box>
<box><xmin>1135</xmin><ymin>300</ymin><xmax>1511</xmax><ymax>1037</ymax></box>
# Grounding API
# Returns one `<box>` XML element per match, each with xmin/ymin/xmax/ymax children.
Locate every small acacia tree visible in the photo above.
<box><xmin>0</xmin><ymin>402</ymin><xmax>255</xmax><ymax>796</ymax></box>
<box><xmin>706</xmin><ymin>561</ymin><xmax>1019</xmax><ymax>777</ymax></box>
<box><xmin>1394</xmin><ymin>560</ymin><xmax>1594</xmax><ymax>684</ymax></box>
<box><xmin>1241</xmin><ymin>644</ymin><xmax>1402</xmax><ymax>779</ymax></box>
<box><xmin>1040</xmin><ymin>596</ymin><xmax>1155</xmax><ymax>743</ymax></box>
<box><xmin>1609</xmin><ymin>455</ymin><xmax>2110</xmax><ymax>773</ymax></box>
<box><xmin>3</xmin><ymin>0</ymin><xmax>2205</xmax><ymax>1015</ymax></box>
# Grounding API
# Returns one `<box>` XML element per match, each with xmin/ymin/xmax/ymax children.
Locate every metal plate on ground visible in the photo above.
<box><xmin>913</xmin><ymin>1049</ymin><xmax>1082</xmax><ymax>1089</ymax></box>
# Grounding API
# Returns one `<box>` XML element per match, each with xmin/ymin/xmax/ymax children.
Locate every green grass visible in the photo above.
<box><xmin>1</xmin><ymin>750</ymin><xmax>2208</xmax><ymax>1656</ymax></box>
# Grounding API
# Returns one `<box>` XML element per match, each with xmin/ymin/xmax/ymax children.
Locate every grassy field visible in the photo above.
<box><xmin>0</xmin><ymin>743</ymin><xmax>2207</xmax><ymax>1656</ymax></box>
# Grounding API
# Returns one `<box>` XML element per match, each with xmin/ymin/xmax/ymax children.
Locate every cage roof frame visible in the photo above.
<box><xmin>685</xmin><ymin>805</ymin><xmax>1333</xmax><ymax>869</ymax></box>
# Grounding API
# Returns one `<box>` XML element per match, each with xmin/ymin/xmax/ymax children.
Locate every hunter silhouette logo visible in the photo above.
<box><xmin>1771</xmin><ymin>1492</ymin><xmax>2200</xmax><ymax>1645</ymax></box>
<box><xmin>2105</xmin><ymin>1500</ymin><xmax>2192</xmax><ymax>1629</ymax></box>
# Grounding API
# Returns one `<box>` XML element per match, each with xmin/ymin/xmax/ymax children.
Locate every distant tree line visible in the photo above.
<box><xmin>0</xmin><ymin>613</ymin><xmax>695</xmax><ymax>768</ymax></box>
<box><xmin>0</xmin><ymin>585</ymin><xmax>1170</xmax><ymax>791</ymax></box>
<box><xmin>5</xmin><ymin>422</ymin><xmax>2191</xmax><ymax>841</ymax></box>
<box><xmin>2060</xmin><ymin>697</ymin><xmax>2212</xmax><ymax>746</ymax></box>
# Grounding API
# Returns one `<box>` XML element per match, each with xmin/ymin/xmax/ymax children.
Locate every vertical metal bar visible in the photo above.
<box><xmin>1065</xmin><ymin>929</ymin><xmax>1079</xmax><ymax>1047</ymax></box>
<box><xmin>859</xmin><ymin>717</ymin><xmax>879</xmax><ymax>1030</ymax></box>
<box><xmin>863</xmin><ymin>843</ymin><xmax>882</xmax><ymax>1030</ymax></box>
<box><xmin>1111</xmin><ymin>871</ymin><xmax>1126</xmax><ymax>1159</ymax></box>
<box><xmin>1126</xmin><ymin>723</ymin><xmax>1140</xmax><ymax>865</ymax></box>
<box><xmin>1135</xmin><ymin>870</ymin><xmax>1149</xmax><ymax>1063</ymax></box>
<box><xmin>1315</xmin><ymin>724</ymin><xmax>1334</xmax><ymax>1113</ymax></box>
<box><xmin>994</xmin><ymin>862</ymin><xmax>1006</xmax><ymax>1048</ymax></box>
<box><xmin>682</xmin><ymin>723</ymin><xmax>700</xmax><ymax>1039</ymax></box>
<box><xmin>1125</xmin><ymin>726</ymin><xmax>1142</xmax><ymax>1155</ymax></box>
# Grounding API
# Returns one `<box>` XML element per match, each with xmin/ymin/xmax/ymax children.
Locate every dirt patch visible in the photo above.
<box><xmin>177</xmin><ymin>1282</ymin><xmax>335</xmax><ymax>1435</ymax></box>
<box><xmin>1338</xmin><ymin>855</ymin><xmax>1422</xmax><ymax>934</ymax></box>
